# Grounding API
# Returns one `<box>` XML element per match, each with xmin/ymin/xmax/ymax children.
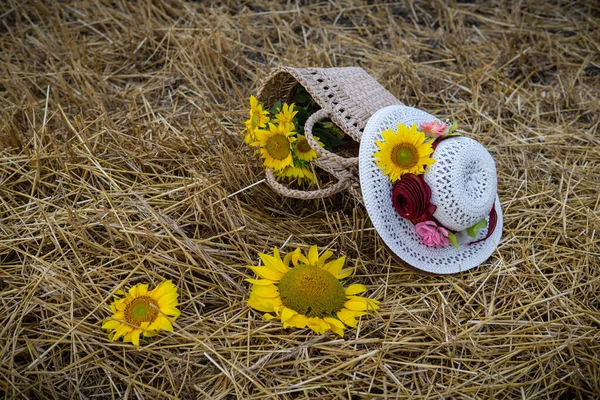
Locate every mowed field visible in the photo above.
<box><xmin>0</xmin><ymin>1</ymin><xmax>599</xmax><ymax>399</ymax></box>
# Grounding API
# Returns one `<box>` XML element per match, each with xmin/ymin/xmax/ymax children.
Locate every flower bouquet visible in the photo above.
<box><xmin>242</xmin><ymin>66</ymin><xmax>403</xmax><ymax>201</ymax></box>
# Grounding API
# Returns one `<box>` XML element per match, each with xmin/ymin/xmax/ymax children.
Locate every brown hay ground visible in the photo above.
<box><xmin>1</xmin><ymin>1</ymin><xmax>599</xmax><ymax>399</ymax></box>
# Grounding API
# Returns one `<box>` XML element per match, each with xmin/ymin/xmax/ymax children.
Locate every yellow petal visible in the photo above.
<box><xmin>306</xmin><ymin>317</ymin><xmax>330</xmax><ymax>334</ymax></box>
<box><xmin>323</xmin><ymin>256</ymin><xmax>346</xmax><ymax>276</ymax></box>
<box><xmin>248</xmin><ymin>297</ymin><xmax>275</xmax><ymax>313</ymax></box>
<box><xmin>259</xmin><ymin>253</ymin><xmax>290</xmax><ymax>274</ymax></box>
<box><xmin>102</xmin><ymin>319</ymin><xmax>120</xmax><ymax>330</ymax></box>
<box><xmin>317</xmin><ymin>250</ymin><xmax>334</xmax><ymax>267</ymax></box>
<box><xmin>249</xmin><ymin>266</ymin><xmax>284</xmax><ymax>281</ymax></box>
<box><xmin>245</xmin><ymin>278</ymin><xmax>276</xmax><ymax>286</ymax></box>
<box><xmin>292</xmin><ymin>248</ymin><xmax>309</xmax><ymax>266</ymax></box>
<box><xmin>123</xmin><ymin>331</ymin><xmax>133</xmax><ymax>343</ymax></box>
<box><xmin>154</xmin><ymin>315</ymin><xmax>173</xmax><ymax>331</ymax></box>
<box><xmin>286</xmin><ymin>313</ymin><xmax>308</xmax><ymax>329</ymax></box>
<box><xmin>336</xmin><ymin>309</ymin><xmax>358</xmax><ymax>328</ymax></box>
<box><xmin>250</xmin><ymin>285</ymin><xmax>279</xmax><ymax>298</ymax></box>
<box><xmin>161</xmin><ymin>306</ymin><xmax>181</xmax><ymax>319</ymax></box>
<box><xmin>324</xmin><ymin>317</ymin><xmax>345</xmax><ymax>337</ymax></box>
<box><xmin>111</xmin><ymin>324</ymin><xmax>132</xmax><ymax>341</ymax></box>
<box><xmin>281</xmin><ymin>307</ymin><xmax>297</xmax><ymax>323</ymax></box>
<box><xmin>156</xmin><ymin>293</ymin><xmax>178</xmax><ymax>308</ymax></box>
<box><xmin>264</xmin><ymin>313</ymin><xmax>276</xmax><ymax>321</ymax></box>
<box><xmin>137</xmin><ymin>284</ymin><xmax>149</xmax><ymax>297</ymax></box>
<box><xmin>336</xmin><ymin>267</ymin><xmax>354</xmax><ymax>280</ymax></box>
<box><xmin>131</xmin><ymin>329</ymin><xmax>141</xmax><ymax>347</ymax></box>
<box><xmin>149</xmin><ymin>280</ymin><xmax>175</xmax><ymax>299</ymax></box>
<box><xmin>142</xmin><ymin>330</ymin><xmax>158</xmax><ymax>337</ymax></box>
<box><xmin>345</xmin><ymin>284</ymin><xmax>367</xmax><ymax>296</ymax></box>
<box><xmin>307</xmin><ymin>246</ymin><xmax>319</xmax><ymax>266</ymax></box>
<box><xmin>344</xmin><ymin>298</ymin><xmax>369</xmax><ymax>311</ymax></box>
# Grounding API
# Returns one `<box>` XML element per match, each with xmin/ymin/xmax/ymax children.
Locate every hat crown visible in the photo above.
<box><xmin>424</xmin><ymin>137</ymin><xmax>497</xmax><ymax>231</ymax></box>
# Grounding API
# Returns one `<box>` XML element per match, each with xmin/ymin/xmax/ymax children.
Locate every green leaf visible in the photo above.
<box><xmin>295</xmin><ymin>107</ymin><xmax>310</xmax><ymax>128</ymax></box>
<box><xmin>294</xmin><ymin>86</ymin><xmax>310</xmax><ymax>105</ymax></box>
<box><xmin>448</xmin><ymin>120</ymin><xmax>458</xmax><ymax>133</ymax></box>
<box><xmin>466</xmin><ymin>219</ymin><xmax>488</xmax><ymax>238</ymax></box>
<box><xmin>270</xmin><ymin>100</ymin><xmax>282</xmax><ymax>116</ymax></box>
<box><xmin>447</xmin><ymin>232</ymin><xmax>459</xmax><ymax>249</ymax></box>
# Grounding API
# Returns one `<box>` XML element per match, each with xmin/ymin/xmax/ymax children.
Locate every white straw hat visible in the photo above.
<box><xmin>359</xmin><ymin>105</ymin><xmax>503</xmax><ymax>274</ymax></box>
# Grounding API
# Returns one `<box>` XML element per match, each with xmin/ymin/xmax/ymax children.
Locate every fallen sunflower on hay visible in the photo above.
<box><xmin>247</xmin><ymin>246</ymin><xmax>379</xmax><ymax>336</ymax></box>
<box><xmin>102</xmin><ymin>280</ymin><xmax>180</xmax><ymax>348</ymax></box>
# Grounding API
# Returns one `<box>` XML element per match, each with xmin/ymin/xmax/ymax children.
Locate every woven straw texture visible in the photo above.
<box><xmin>258</xmin><ymin>66</ymin><xmax>403</xmax><ymax>201</ymax></box>
<box><xmin>359</xmin><ymin>105</ymin><xmax>503</xmax><ymax>274</ymax></box>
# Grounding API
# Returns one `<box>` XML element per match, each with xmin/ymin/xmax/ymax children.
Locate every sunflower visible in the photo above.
<box><xmin>373</xmin><ymin>123</ymin><xmax>435</xmax><ymax>182</ymax></box>
<box><xmin>247</xmin><ymin>246</ymin><xmax>379</xmax><ymax>336</ymax></box>
<box><xmin>294</xmin><ymin>134</ymin><xmax>324</xmax><ymax>162</ymax></box>
<box><xmin>102</xmin><ymin>280</ymin><xmax>180</xmax><ymax>347</ymax></box>
<box><xmin>256</xmin><ymin>122</ymin><xmax>295</xmax><ymax>171</ymax></box>
<box><xmin>274</xmin><ymin>165</ymin><xmax>316</xmax><ymax>184</ymax></box>
<box><xmin>243</xmin><ymin>95</ymin><xmax>270</xmax><ymax>146</ymax></box>
<box><xmin>274</xmin><ymin>103</ymin><xmax>298</xmax><ymax>126</ymax></box>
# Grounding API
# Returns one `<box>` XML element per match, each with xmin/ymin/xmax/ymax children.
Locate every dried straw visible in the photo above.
<box><xmin>1</xmin><ymin>1</ymin><xmax>599</xmax><ymax>399</ymax></box>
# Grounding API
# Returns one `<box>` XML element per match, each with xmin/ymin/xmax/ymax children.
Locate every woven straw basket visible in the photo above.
<box><xmin>257</xmin><ymin>66</ymin><xmax>403</xmax><ymax>202</ymax></box>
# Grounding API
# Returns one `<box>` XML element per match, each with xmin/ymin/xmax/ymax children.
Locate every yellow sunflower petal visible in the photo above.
<box><xmin>123</xmin><ymin>331</ymin><xmax>133</xmax><ymax>343</ymax></box>
<box><xmin>161</xmin><ymin>306</ymin><xmax>181</xmax><ymax>319</ymax></box>
<box><xmin>336</xmin><ymin>267</ymin><xmax>354</xmax><ymax>279</ymax></box>
<box><xmin>345</xmin><ymin>284</ymin><xmax>367</xmax><ymax>296</ymax></box>
<box><xmin>324</xmin><ymin>317</ymin><xmax>345</xmax><ymax>337</ymax></box>
<box><xmin>307</xmin><ymin>245</ymin><xmax>319</xmax><ymax>266</ymax></box>
<box><xmin>322</xmin><ymin>256</ymin><xmax>346</xmax><ymax>276</ymax></box>
<box><xmin>131</xmin><ymin>329</ymin><xmax>142</xmax><ymax>347</ymax></box>
<box><xmin>245</xmin><ymin>278</ymin><xmax>276</xmax><ymax>286</ymax></box>
<box><xmin>286</xmin><ymin>313</ymin><xmax>308</xmax><ymax>329</ymax></box>
<box><xmin>317</xmin><ymin>250</ymin><xmax>334</xmax><ymax>267</ymax></box>
<box><xmin>264</xmin><ymin>313</ymin><xmax>276</xmax><ymax>321</ymax></box>
<box><xmin>248</xmin><ymin>297</ymin><xmax>276</xmax><ymax>313</ymax></box>
<box><xmin>102</xmin><ymin>319</ymin><xmax>120</xmax><ymax>330</ymax></box>
<box><xmin>250</xmin><ymin>284</ymin><xmax>279</xmax><ymax>298</ymax></box>
<box><xmin>154</xmin><ymin>315</ymin><xmax>174</xmax><ymax>332</ymax></box>
<box><xmin>259</xmin><ymin>252</ymin><xmax>290</xmax><ymax>274</ymax></box>
<box><xmin>249</xmin><ymin>266</ymin><xmax>284</xmax><ymax>281</ymax></box>
<box><xmin>344</xmin><ymin>298</ymin><xmax>371</xmax><ymax>311</ymax></box>
<box><xmin>280</xmin><ymin>307</ymin><xmax>298</xmax><ymax>323</ymax></box>
<box><xmin>306</xmin><ymin>317</ymin><xmax>330</xmax><ymax>334</ymax></box>
<box><xmin>111</xmin><ymin>324</ymin><xmax>133</xmax><ymax>342</ymax></box>
<box><xmin>336</xmin><ymin>308</ymin><xmax>359</xmax><ymax>328</ymax></box>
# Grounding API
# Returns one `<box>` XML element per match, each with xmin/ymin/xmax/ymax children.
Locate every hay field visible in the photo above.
<box><xmin>1</xmin><ymin>0</ymin><xmax>599</xmax><ymax>398</ymax></box>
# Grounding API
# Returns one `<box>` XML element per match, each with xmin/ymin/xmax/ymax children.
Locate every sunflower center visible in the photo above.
<box><xmin>392</xmin><ymin>144</ymin><xmax>419</xmax><ymax>168</ymax></box>
<box><xmin>296</xmin><ymin>137</ymin><xmax>311</xmax><ymax>153</ymax></box>
<box><xmin>265</xmin><ymin>134</ymin><xmax>291</xmax><ymax>160</ymax></box>
<box><xmin>124</xmin><ymin>296</ymin><xmax>159</xmax><ymax>326</ymax></box>
<box><xmin>278</xmin><ymin>264</ymin><xmax>347</xmax><ymax>318</ymax></box>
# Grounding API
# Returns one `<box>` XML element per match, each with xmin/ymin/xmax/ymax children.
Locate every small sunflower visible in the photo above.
<box><xmin>294</xmin><ymin>134</ymin><xmax>324</xmax><ymax>162</ymax></box>
<box><xmin>256</xmin><ymin>123</ymin><xmax>295</xmax><ymax>171</ymax></box>
<box><xmin>274</xmin><ymin>103</ymin><xmax>298</xmax><ymax>126</ymax></box>
<box><xmin>243</xmin><ymin>95</ymin><xmax>270</xmax><ymax>146</ymax></box>
<box><xmin>247</xmin><ymin>246</ymin><xmax>379</xmax><ymax>336</ymax></box>
<box><xmin>102</xmin><ymin>280</ymin><xmax>180</xmax><ymax>347</ymax></box>
<box><xmin>373</xmin><ymin>123</ymin><xmax>435</xmax><ymax>182</ymax></box>
<box><xmin>274</xmin><ymin>165</ymin><xmax>316</xmax><ymax>184</ymax></box>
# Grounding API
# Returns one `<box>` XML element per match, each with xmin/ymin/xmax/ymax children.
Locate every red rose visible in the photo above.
<box><xmin>392</xmin><ymin>174</ymin><xmax>437</xmax><ymax>224</ymax></box>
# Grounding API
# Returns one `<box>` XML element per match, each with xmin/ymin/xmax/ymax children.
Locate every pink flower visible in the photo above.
<box><xmin>420</xmin><ymin>121</ymin><xmax>449</xmax><ymax>138</ymax></box>
<box><xmin>415</xmin><ymin>221</ymin><xmax>451</xmax><ymax>248</ymax></box>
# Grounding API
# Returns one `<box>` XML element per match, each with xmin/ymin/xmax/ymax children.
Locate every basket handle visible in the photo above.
<box><xmin>304</xmin><ymin>108</ymin><xmax>359</xmax><ymax>168</ymax></box>
<box><xmin>265</xmin><ymin>168</ymin><xmax>352</xmax><ymax>199</ymax></box>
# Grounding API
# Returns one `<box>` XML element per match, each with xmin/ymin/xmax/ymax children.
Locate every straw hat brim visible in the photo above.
<box><xmin>358</xmin><ymin>105</ymin><xmax>503</xmax><ymax>274</ymax></box>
